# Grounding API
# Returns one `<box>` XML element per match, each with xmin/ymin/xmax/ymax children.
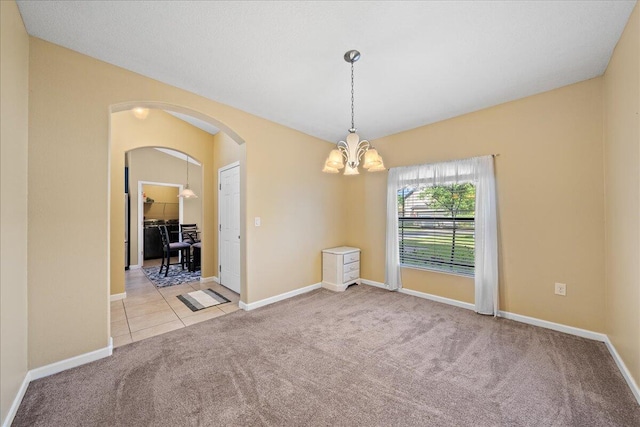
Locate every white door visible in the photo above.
<box><xmin>219</xmin><ymin>164</ymin><xmax>240</xmax><ymax>293</ymax></box>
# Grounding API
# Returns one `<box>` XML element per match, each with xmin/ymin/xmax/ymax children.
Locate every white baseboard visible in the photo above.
<box><xmin>239</xmin><ymin>282</ymin><xmax>322</xmax><ymax>311</ymax></box>
<box><xmin>396</xmin><ymin>286</ymin><xmax>606</xmax><ymax>342</ymax></box>
<box><xmin>399</xmin><ymin>287</ymin><xmax>476</xmax><ymax>311</ymax></box>
<box><xmin>200</xmin><ymin>276</ymin><xmax>219</xmax><ymax>284</ymax></box>
<box><xmin>497</xmin><ymin>310</ymin><xmax>606</xmax><ymax>342</ymax></box>
<box><xmin>604</xmin><ymin>336</ymin><xmax>640</xmax><ymax>405</ymax></box>
<box><xmin>109</xmin><ymin>292</ymin><xmax>126</xmax><ymax>302</ymax></box>
<box><xmin>2</xmin><ymin>371</ymin><xmax>31</xmax><ymax>427</ymax></box>
<box><xmin>1</xmin><ymin>338</ymin><xmax>113</xmax><ymax>427</ymax></box>
<box><xmin>360</xmin><ymin>278</ymin><xmax>391</xmax><ymax>290</ymax></box>
<box><xmin>29</xmin><ymin>337</ymin><xmax>113</xmax><ymax>381</ymax></box>
<box><xmin>128</xmin><ymin>264</ymin><xmax>141</xmax><ymax>270</ymax></box>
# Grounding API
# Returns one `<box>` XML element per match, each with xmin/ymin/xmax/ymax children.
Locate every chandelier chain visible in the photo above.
<box><xmin>351</xmin><ymin>61</ymin><xmax>355</xmax><ymax>130</ymax></box>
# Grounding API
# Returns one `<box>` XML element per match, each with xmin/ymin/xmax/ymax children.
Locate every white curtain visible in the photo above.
<box><xmin>385</xmin><ymin>168</ymin><xmax>402</xmax><ymax>290</ymax></box>
<box><xmin>472</xmin><ymin>156</ymin><xmax>499</xmax><ymax>315</ymax></box>
<box><xmin>385</xmin><ymin>155</ymin><xmax>499</xmax><ymax>315</ymax></box>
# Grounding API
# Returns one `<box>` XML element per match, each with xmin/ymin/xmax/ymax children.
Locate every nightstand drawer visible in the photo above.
<box><xmin>344</xmin><ymin>261</ymin><xmax>359</xmax><ymax>273</ymax></box>
<box><xmin>344</xmin><ymin>252</ymin><xmax>360</xmax><ymax>264</ymax></box>
<box><xmin>343</xmin><ymin>270</ymin><xmax>359</xmax><ymax>283</ymax></box>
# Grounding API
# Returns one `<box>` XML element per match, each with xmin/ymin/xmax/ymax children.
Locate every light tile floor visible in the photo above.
<box><xmin>111</xmin><ymin>261</ymin><xmax>240</xmax><ymax>348</ymax></box>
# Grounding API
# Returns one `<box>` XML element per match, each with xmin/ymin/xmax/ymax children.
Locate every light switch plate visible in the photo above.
<box><xmin>255</xmin><ymin>217</ymin><xmax>261</xmax><ymax>227</ymax></box>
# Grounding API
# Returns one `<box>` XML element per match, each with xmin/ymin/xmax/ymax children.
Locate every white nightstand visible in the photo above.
<box><xmin>322</xmin><ymin>246</ymin><xmax>361</xmax><ymax>292</ymax></box>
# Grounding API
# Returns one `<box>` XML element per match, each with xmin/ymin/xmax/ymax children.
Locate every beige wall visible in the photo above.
<box><xmin>245</xmin><ymin>124</ymin><xmax>348</xmax><ymax>302</ymax></box>
<box><xmin>143</xmin><ymin>185</ymin><xmax>180</xmax><ymax>204</ymax></box>
<box><xmin>28</xmin><ymin>37</ymin><xmax>345</xmax><ymax>368</ymax></box>
<box><xmin>604</xmin><ymin>3</ymin><xmax>640</xmax><ymax>391</ymax></box>
<box><xmin>350</xmin><ymin>78</ymin><xmax>606</xmax><ymax>332</ymax></box>
<box><xmin>0</xmin><ymin>0</ymin><xmax>29</xmax><ymax>422</ymax></box>
<box><xmin>141</xmin><ymin>185</ymin><xmax>180</xmax><ymax>222</ymax></box>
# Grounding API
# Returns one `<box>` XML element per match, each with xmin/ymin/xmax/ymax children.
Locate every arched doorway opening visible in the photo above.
<box><xmin>108</xmin><ymin>103</ymin><xmax>245</xmax><ymax>344</ymax></box>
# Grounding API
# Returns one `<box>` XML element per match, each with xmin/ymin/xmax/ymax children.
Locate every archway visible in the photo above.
<box><xmin>108</xmin><ymin>103</ymin><xmax>246</xmax><ymax>317</ymax></box>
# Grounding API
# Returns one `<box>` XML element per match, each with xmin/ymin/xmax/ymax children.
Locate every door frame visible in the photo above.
<box><xmin>136</xmin><ymin>180</ymin><xmax>184</xmax><ymax>268</ymax></box>
<box><xmin>217</xmin><ymin>161</ymin><xmax>240</xmax><ymax>288</ymax></box>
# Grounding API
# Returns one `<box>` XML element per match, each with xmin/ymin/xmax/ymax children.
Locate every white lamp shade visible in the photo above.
<box><xmin>344</xmin><ymin>164</ymin><xmax>360</xmax><ymax>175</ymax></box>
<box><xmin>362</xmin><ymin>149</ymin><xmax>382</xmax><ymax>169</ymax></box>
<box><xmin>368</xmin><ymin>159</ymin><xmax>386</xmax><ymax>172</ymax></box>
<box><xmin>326</xmin><ymin>149</ymin><xmax>345</xmax><ymax>169</ymax></box>
<box><xmin>179</xmin><ymin>187</ymin><xmax>198</xmax><ymax>198</ymax></box>
<box><xmin>322</xmin><ymin>163</ymin><xmax>339</xmax><ymax>173</ymax></box>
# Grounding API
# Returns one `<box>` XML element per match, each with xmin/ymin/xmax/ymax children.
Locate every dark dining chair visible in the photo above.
<box><xmin>180</xmin><ymin>224</ymin><xmax>201</xmax><ymax>271</ymax></box>
<box><xmin>180</xmin><ymin>223</ymin><xmax>200</xmax><ymax>244</ymax></box>
<box><xmin>158</xmin><ymin>225</ymin><xmax>191</xmax><ymax>277</ymax></box>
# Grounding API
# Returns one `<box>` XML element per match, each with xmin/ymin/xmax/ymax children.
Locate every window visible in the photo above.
<box><xmin>386</xmin><ymin>156</ymin><xmax>496</xmax><ymax>312</ymax></box>
<box><xmin>398</xmin><ymin>183</ymin><xmax>475</xmax><ymax>276</ymax></box>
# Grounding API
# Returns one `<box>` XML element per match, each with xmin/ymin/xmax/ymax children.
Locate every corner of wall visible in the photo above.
<box><xmin>602</xmin><ymin>0</ymin><xmax>640</xmax><ymax>393</ymax></box>
<box><xmin>0</xmin><ymin>0</ymin><xmax>30</xmax><ymax>423</ymax></box>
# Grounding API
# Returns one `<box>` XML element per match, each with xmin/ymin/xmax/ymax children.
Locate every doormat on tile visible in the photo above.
<box><xmin>143</xmin><ymin>266</ymin><xmax>201</xmax><ymax>288</ymax></box>
<box><xmin>177</xmin><ymin>289</ymin><xmax>230</xmax><ymax>312</ymax></box>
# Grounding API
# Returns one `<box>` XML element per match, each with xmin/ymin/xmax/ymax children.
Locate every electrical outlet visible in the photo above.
<box><xmin>554</xmin><ymin>282</ymin><xmax>567</xmax><ymax>296</ymax></box>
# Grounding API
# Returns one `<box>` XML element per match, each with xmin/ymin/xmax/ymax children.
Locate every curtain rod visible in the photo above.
<box><xmin>387</xmin><ymin>154</ymin><xmax>500</xmax><ymax>172</ymax></box>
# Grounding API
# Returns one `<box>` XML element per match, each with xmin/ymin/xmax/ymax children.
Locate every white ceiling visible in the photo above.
<box><xmin>17</xmin><ymin>1</ymin><xmax>636</xmax><ymax>142</ymax></box>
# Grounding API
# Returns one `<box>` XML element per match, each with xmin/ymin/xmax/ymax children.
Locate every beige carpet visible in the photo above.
<box><xmin>13</xmin><ymin>285</ymin><xmax>640</xmax><ymax>426</ymax></box>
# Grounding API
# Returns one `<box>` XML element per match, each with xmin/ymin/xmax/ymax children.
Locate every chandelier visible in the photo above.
<box><xmin>323</xmin><ymin>50</ymin><xmax>385</xmax><ymax>175</ymax></box>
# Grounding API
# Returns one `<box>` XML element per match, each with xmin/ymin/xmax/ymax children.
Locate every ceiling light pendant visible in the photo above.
<box><xmin>323</xmin><ymin>50</ymin><xmax>386</xmax><ymax>175</ymax></box>
<box><xmin>178</xmin><ymin>155</ymin><xmax>198</xmax><ymax>198</ymax></box>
